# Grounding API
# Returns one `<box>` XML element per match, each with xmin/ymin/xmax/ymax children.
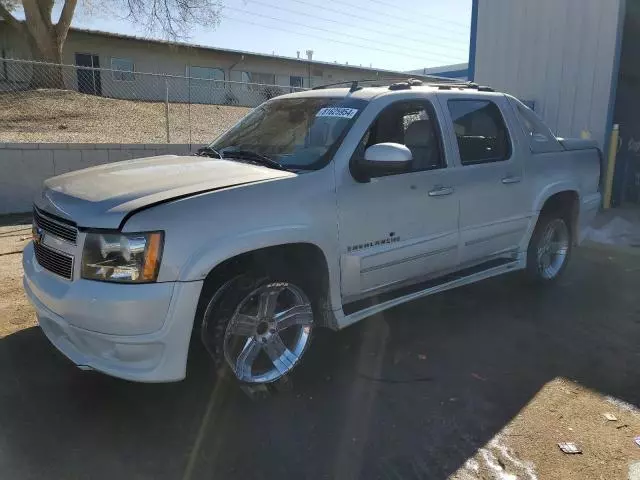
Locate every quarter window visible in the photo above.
<box><xmin>448</xmin><ymin>100</ymin><xmax>511</xmax><ymax>165</ymax></box>
<box><xmin>353</xmin><ymin>100</ymin><xmax>444</xmax><ymax>176</ymax></box>
<box><xmin>111</xmin><ymin>58</ymin><xmax>135</xmax><ymax>81</ymax></box>
<box><xmin>512</xmin><ymin>100</ymin><xmax>563</xmax><ymax>153</ymax></box>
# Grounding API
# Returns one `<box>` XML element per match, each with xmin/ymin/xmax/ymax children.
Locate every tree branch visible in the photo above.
<box><xmin>37</xmin><ymin>0</ymin><xmax>54</xmax><ymax>28</ymax></box>
<box><xmin>56</xmin><ymin>0</ymin><xmax>78</xmax><ymax>41</ymax></box>
<box><xmin>0</xmin><ymin>1</ymin><xmax>24</xmax><ymax>34</ymax></box>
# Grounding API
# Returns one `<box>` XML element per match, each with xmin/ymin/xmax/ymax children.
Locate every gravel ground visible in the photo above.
<box><xmin>1</xmin><ymin>221</ymin><xmax>640</xmax><ymax>479</ymax></box>
<box><xmin>0</xmin><ymin>90</ymin><xmax>250</xmax><ymax>144</ymax></box>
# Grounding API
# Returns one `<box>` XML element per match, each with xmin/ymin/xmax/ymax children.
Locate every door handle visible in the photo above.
<box><xmin>501</xmin><ymin>176</ymin><xmax>522</xmax><ymax>184</ymax></box>
<box><xmin>428</xmin><ymin>186</ymin><xmax>454</xmax><ymax>197</ymax></box>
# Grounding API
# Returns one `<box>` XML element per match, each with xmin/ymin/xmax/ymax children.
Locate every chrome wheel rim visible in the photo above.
<box><xmin>536</xmin><ymin>219</ymin><xmax>569</xmax><ymax>279</ymax></box>
<box><xmin>224</xmin><ymin>282</ymin><xmax>313</xmax><ymax>384</ymax></box>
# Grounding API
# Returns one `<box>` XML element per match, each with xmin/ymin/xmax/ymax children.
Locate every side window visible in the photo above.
<box><xmin>512</xmin><ymin>101</ymin><xmax>563</xmax><ymax>153</ymax></box>
<box><xmin>448</xmin><ymin>100</ymin><xmax>511</xmax><ymax>165</ymax></box>
<box><xmin>353</xmin><ymin>100</ymin><xmax>444</xmax><ymax>175</ymax></box>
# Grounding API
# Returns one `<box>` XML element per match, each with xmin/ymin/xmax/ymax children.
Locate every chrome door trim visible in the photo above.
<box><xmin>360</xmin><ymin>245</ymin><xmax>457</xmax><ymax>273</ymax></box>
<box><xmin>464</xmin><ymin>228</ymin><xmax>524</xmax><ymax>246</ymax></box>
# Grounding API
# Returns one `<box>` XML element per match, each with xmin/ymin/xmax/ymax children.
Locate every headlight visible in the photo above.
<box><xmin>81</xmin><ymin>231</ymin><xmax>163</xmax><ymax>283</ymax></box>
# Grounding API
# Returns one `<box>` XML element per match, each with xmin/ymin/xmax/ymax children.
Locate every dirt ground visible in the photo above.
<box><xmin>1</xmin><ymin>219</ymin><xmax>640</xmax><ymax>479</ymax></box>
<box><xmin>0</xmin><ymin>90</ymin><xmax>251</xmax><ymax>144</ymax></box>
<box><xmin>0</xmin><ymin>220</ymin><xmax>34</xmax><ymax>339</ymax></box>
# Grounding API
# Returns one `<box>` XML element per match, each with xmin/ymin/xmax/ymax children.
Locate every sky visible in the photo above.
<box><xmin>15</xmin><ymin>0</ymin><xmax>471</xmax><ymax>72</ymax></box>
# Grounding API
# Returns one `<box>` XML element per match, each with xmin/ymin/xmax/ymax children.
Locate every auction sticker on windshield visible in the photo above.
<box><xmin>316</xmin><ymin>107</ymin><xmax>359</xmax><ymax>119</ymax></box>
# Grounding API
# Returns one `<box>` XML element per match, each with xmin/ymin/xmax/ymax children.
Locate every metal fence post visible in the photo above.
<box><xmin>188</xmin><ymin>75</ymin><xmax>192</xmax><ymax>145</ymax></box>
<box><xmin>164</xmin><ymin>75</ymin><xmax>170</xmax><ymax>143</ymax></box>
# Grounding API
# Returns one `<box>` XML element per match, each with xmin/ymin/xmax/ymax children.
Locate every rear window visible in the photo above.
<box><xmin>448</xmin><ymin>100</ymin><xmax>511</xmax><ymax>165</ymax></box>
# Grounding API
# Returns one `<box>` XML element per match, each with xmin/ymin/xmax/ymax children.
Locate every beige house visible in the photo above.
<box><xmin>0</xmin><ymin>27</ymin><xmax>436</xmax><ymax>106</ymax></box>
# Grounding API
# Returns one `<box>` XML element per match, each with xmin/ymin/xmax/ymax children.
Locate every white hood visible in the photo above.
<box><xmin>35</xmin><ymin>155</ymin><xmax>295</xmax><ymax>229</ymax></box>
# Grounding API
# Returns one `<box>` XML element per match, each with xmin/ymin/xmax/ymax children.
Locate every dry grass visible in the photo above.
<box><xmin>0</xmin><ymin>89</ymin><xmax>251</xmax><ymax>144</ymax></box>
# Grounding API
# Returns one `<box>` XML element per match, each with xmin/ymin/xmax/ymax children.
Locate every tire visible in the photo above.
<box><xmin>200</xmin><ymin>269</ymin><xmax>315</xmax><ymax>386</ymax></box>
<box><xmin>524</xmin><ymin>213</ymin><xmax>572</xmax><ymax>284</ymax></box>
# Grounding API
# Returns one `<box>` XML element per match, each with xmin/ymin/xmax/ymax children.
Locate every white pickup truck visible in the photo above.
<box><xmin>23</xmin><ymin>80</ymin><xmax>602</xmax><ymax>388</ymax></box>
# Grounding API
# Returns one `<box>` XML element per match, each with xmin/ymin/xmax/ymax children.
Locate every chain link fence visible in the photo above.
<box><xmin>0</xmin><ymin>58</ymin><xmax>306</xmax><ymax>144</ymax></box>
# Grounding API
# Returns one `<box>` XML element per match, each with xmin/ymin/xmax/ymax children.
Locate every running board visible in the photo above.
<box><xmin>339</xmin><ymin>259</ymin><xmax>522</xmax><ymax>329</ymax></box>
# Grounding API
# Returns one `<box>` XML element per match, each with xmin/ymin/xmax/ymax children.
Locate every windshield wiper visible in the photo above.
<box><xmin>220</xmin><ymin>149</ymin><xmax>289</xmax><ymax>171</ymax></box>
<box><xmin>195</xmin><ymin>146</ymin><xmax>222</xmax><ymax>158</ymax></box>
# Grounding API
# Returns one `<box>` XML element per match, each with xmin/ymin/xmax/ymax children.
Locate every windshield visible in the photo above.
<box><xmin>209</xmin><ymin>97</ymin><xmax>368</xmax><ymax>170</ymax></box>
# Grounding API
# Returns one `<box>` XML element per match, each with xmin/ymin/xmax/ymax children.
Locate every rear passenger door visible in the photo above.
<box><xmin>438</xmin><ymin>95</ymin><xmax>531</xmax><ymax>265</ymax></box>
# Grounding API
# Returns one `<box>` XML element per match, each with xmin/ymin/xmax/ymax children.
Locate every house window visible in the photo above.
<box><xmin>189</xmin><ymin>66</ymin><xmax>225</xmax><ymax>81</ymax></box>
<box><xmin>111</xmin><ymin>57</ymin><xmax>135</xmax><ymax>81</ymax></box>
<box><xmin>241</xmin><ymin>71</ymin><xmax>276</xmax><ymax>86</ymax></box>
<box><xmin>289</xmin><ymin>75</ymin><xmax>303</xmax><ymax>92</ymax></box>
<box><xmin>0</xmin><ymin>48</ymin><xmax>7</xmax><ymax>81</ymax></box>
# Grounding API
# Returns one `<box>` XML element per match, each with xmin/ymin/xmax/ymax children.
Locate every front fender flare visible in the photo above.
<box><xmin>177</xmin><ymin>225</ymin><xmax>342</xmax><ymax>309</ymax></box>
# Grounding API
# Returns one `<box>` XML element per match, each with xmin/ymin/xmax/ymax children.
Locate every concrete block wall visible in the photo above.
<box><xmin>0</xmin><ymin>143</ymin><xmax>203</xmax><ymax>215</ymax></box>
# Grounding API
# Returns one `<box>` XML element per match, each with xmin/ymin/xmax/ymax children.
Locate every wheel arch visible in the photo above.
<box><xmin>535</xmin><ymin>189</ymin><xmax>580</xmax><ymax>243</ymax></box>
<box><xmin>192</xmin><ymin>242</ymin><xmax>337</xmax><ymax>333</ymax></box>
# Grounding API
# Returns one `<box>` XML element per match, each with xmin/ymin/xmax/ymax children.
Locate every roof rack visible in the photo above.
<box><xmin>311</xmin><ymin>77</ymin><xmax>432</xmax><ymax>92</ymax></box>
<box><xmin>311</xmin><ymin>79</ymin><xmax>380</xmax><ymax>92</ymax></box>
<box><xmin>309</xmin><ymin>78</ymin><xmax>494</xmax><ymax>93</ymax></box>
<box><xmin>427</xmin><ymin>81</ymin><xmax>495</xmax><ymax>92</ymax></box>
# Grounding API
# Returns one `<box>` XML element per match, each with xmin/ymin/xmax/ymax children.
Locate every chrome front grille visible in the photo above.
<box><xmin>33</xmin><ymin>208</ymin><xmax>78</xmax><ymax>244</ymax></box>
<box><xmin>33</xmin><ymin>241</ymin><xmax>74</xmax><ymax>280</ymax></box>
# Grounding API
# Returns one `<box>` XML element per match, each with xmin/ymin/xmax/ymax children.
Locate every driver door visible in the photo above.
<box><xmin>336</xmin><ymin>99</ymin><xmax>460</xmax><ymax>303</ymax></box>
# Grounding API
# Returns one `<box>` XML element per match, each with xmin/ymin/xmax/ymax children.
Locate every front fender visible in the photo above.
<box><xmin>178</xmin><ymin>225</ymin><xmax>342</xmax><ymax>310</ymax></box>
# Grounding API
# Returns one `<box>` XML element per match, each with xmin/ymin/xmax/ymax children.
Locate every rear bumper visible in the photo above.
<box><xmin>23</xmin><ymin>243</ymin><xmax>203</xmax><ymax>382</ymax></box>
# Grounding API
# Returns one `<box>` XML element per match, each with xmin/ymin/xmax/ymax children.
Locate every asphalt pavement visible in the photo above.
<box><xmin>1</xmin><ymin>245</ymin><xmax>639</xmax><ymax>479</ymax></box>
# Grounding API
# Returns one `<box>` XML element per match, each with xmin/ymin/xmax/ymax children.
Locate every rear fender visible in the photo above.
<box><xmin>532</xmin><ymin>181</ymin><xmax>580</xmax><ymax>214</ymax></box>
<box><xmin>520</xmin><ymin>183</ymin><xmax>580</xmax><ymax>251</ymax></box>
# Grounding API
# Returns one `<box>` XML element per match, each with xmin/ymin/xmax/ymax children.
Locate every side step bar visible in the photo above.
<box><xmin>340</xmin><ymin>259</ymin><xmax>522</xmax><ymax>329</ymax></box>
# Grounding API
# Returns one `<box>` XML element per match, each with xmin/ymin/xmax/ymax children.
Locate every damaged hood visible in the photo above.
<box><xmin>35</xmin><ymin>155</ymin><xmax>295</xmax><ymax>229</ymax></box>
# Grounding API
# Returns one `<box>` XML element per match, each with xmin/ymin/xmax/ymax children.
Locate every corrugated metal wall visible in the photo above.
<box><xmin>474</xmin><ymin>0</ymin><xmax>623</xmax><ymax>149</ymax></box>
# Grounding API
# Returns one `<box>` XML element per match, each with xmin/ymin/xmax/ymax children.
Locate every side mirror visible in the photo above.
<box><xmin>353</xmin><ymin>143</ymin><xmax>413</xmax><ymax>182</ymax></box>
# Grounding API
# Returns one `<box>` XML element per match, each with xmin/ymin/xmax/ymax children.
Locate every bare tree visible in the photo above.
<box><xmin>0</xmin><ymin>0</ymin><xmax>221</xmax><ymax>88</ymax></box>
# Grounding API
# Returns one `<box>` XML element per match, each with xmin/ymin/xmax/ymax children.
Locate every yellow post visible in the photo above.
<box><xmin>603</xmin><ymin>124</ymin><xmax>619</xmax><ymax>209</ymax></box>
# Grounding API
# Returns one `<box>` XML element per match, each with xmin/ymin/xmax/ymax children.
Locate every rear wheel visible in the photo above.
<box><xmin>201</xmin><ymin>272</ymin><xmax>315</xmax><ymax>385</ymax></box>
<box><xmin>525</xmin><ymin>214</ymin><xmax>572</xmax><ymax>283</ymax></box>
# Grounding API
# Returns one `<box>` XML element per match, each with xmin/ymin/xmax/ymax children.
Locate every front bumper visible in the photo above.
<box><xmin>23</xmin><ymin>243</ymin><xmax>203</xmax><ymax>382</ymax></box>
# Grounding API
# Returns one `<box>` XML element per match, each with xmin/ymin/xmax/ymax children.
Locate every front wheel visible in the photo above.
<box><xmin>201</xmin><ymin>274</ymin><xmax>315</xmax><ymax>385</ymax></box>
<box><xmin>524</xmin><ymin>214</ymin><xmax>572</xmax><ymax>284</ymax></box>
